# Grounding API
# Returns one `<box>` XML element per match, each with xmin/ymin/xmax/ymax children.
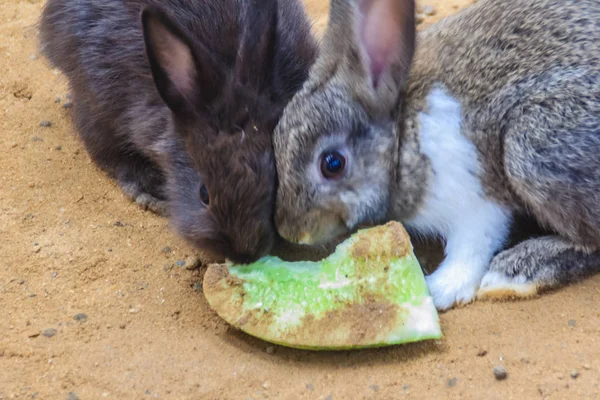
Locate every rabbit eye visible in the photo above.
<box><xmin>320</xmin><ymin>151</ymin><xmax>346</xmax><ymax>179</ymax></box>
<box><xmin>199</xmin><ymin>184</ymin><xmax>210</xmax><ymax>206</ymax></box>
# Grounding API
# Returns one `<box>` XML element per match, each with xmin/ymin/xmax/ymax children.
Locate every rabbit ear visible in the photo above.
<box><xmin>142</xmin><ymin>6</ymin><xmax>225</xmax><ymax>115</ymax></box>
<box><xmin>234</xmin><ymin>0</ymin><xmax>278</xmax><ymax>92</ymax></box>
<box><xmin>321</xmin><ymin>0</ymin><xmax>415</xmax><ymax>111</ymax></box>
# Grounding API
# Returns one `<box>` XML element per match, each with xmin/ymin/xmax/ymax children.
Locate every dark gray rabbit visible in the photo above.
<box><xmin>273</xmin><ymin>0</ymin><xmax>600</xmax><ymax>309</ymax></box>
<box><xmin>39</xmin><ymin>0</ymin><xmax>320</xmax><ymax>263</ymax></box>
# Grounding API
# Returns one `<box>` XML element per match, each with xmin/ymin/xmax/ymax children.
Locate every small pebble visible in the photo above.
<box><xmin>266</xmin><ymin>346</ymin><xmax>275</xmax><ymax>355</ymax></box>
<box><xmin>568</xmin><ymin>320</ymin><xmax>576</xmax><ymax>327</ymax></box>
<box><xmin>43</xmin><ymin>328</ymin><xmax>57</xmax><ymax>338</ymax></box>
<box><xmin>30</xmin><ymin>54</ymin><xmax>38</xmax><ymax>60</ymax></box>
<box><xmin>175</xmin><ymin>260</ymin><xmax>185</xmax><ymax>267</ymax></box>
<box><xmin>477</xmin><ymin>349</ymin><xmax>488</xmax><ymax>357</ymax></box>
<box><xmin>73</xmin><ymin>313</ymin><xmax>88</xmax><ymax>322</ymax></box>
<box><xmin>325</xmin><ymin>396</ymin><xmax>333</xmax><ymax>400</ymax></box>
<box><xmin>262</xmin><ymin>381</ymin><xmax>271</xmax><ymax>390</ymax></box>
<box><xmin>422</xmin><ymin>5</ymin><xmax>436</xmax><ymax>16</ymax></box>
<box><xmin>192</xmin><ymin>282</ymin><xmax>203</xmax><ymax>293</ymax></box>
<box><xmin>447</xmin><ymin>378</ymin><xmax>457</xmax><ymax>387</ymax></box>
<box><xmin>32</xmin><ymin>136</ymin><xmax>44</xmax><ymax>142</ymax></box>
<box><xmin>416</xmin><ymin>14</ymin><xmax>425</xmax><ymax>24</ymax></box>
<box><xmin>161</xmin><ymin>246</ymin><xmax>172</xmax><ymax>254</ymax></box>
<box><xmin>67</xmin><ymin>392</ymin><xmax>80</xmax><ymax>400</ymax></box>
<box><xmin>305</xmin><ymin>384</ymin><xmax>314</xmax><ymax>391</ymax></box>
<box><xmin>583</xmin><ymin>364</ymin><xmax>591</xmax><ymax>370</ymax></box>
<box><xmin>184</xmin><ymin>256</ymin><xmax>202</xmax><ymax>270</ymax></box>
<box><xmin>570</xmin><ymin>370</ymin><xmax>579</xmax><ymax>379</ymax></box>
<box><xmin>39</xmin><ymin>120</ymin><xmax>52</xmax><ymax>128</ymax></box>
<box><xmin>369</xmin><ymin>385</ymin><xmax>380</xmax><ymax>392</ymax></box>
<box><xmin>54</xmin><ymin>96</ymin><xmax>61</xmax><ymax>103</ymax></box>
<box><xmin>113</xmin><ymin>221</ymin><xmax>124</xmax><ymax>227</ymax></box>
<box><xmin>494</xmin><ymin>366</ymin><xmax>507</xmax><ymax>380</ymax></box>
<box><xmin>62</xmin><ymin>102</ymin><xmax>73</xmax><ymax>109</ymax></box>
<box><xmin>119</xmin><ymin>323</ymin><xmax>127</xmax><ymax>329</ymax></box>
<box><xmin>54</xmin><ymin>145</ymin><xmax>62</xmax><ymax>151</ymax></box>
<box><xmin>28</xmin><ymin>331</ymin><xmax>40</xmax><ymax>338</ymax></box>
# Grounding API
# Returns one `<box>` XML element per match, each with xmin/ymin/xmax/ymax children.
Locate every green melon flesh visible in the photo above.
<box><xmin>203</xmin><ymin>221</ymin><xmax>442</xmax><ymax>350</ymax></box>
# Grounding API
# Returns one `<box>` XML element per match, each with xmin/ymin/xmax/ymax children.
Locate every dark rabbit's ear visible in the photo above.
<box><xmin>320</xmin><ymin>0</ymin><xmax>416</xmax><ymax>111</ymax></box>
<box><xmin>234</xmin><ymin>0</ymin><xmax>278</xmax><ymax>91</ymax></box>
<box><xmin>142</xmin><ymin>6</ymin><xmax>225</xmax><ymax>115</ymax></box>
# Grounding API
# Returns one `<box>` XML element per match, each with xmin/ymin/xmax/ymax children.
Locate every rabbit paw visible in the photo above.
<box><xmin>134</xmin><ymin>192</ymin><xmax>168</xmax><ymax>216</ymax></box>
<box><xmin>477</xmin><ymin>271</ymin><xmax>539</xmax><ymax>301</ymax></box>
<box><xmin>425</xmin><ymin>266</ymin><xmax>479</xmax><ymax>311</ymax></box>
<box><xmin>120</xmin><ymin>181</ymin><xmax>168</xmax><ymax>216</ymax></box>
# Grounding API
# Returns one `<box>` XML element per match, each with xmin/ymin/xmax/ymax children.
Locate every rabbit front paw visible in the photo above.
<box><xmin>133</xmin><ymin>192</ymin><xmax>168</xmax><ymax>215</ymax></box>
<box><xmin>425</xmin><ymin>265</ymin><xmax>480</xmax><ymax>311</ymax></box>
<box><xmin>120</xmin><ymin>181</ymin><xmax>168</xmax><ymax>216</ymax></box>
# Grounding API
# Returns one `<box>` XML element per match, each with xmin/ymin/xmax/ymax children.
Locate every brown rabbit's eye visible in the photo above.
<box><xmin>199</xmin><ymin>184</ymin><xmax>210</xmax><ymax>206</ymax></box>
<box><xmin>320</xmin><ymin>151</ymin><xmax>346</xmax><ymax>179</ymax></box>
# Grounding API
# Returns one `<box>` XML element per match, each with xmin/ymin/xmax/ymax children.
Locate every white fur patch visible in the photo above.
<box><xmin>406</xmin><ymin>86</ymin><xmax>512</xmax><ymax>310</ymax></box>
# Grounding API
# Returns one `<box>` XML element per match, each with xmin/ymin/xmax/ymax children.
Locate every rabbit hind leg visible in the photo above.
<box><xmin>502</xmin><ymin>92</ymin><xmax>600</xmax><ymax>248</ymax></box>
<box><xmin>478</xmin><ymin>93</ymin><xmax>600</xmax><ymax>300</ymax></box>
<box><xmin>71</xmin><ymin>93</ymin><xmax>168</xmax><ymax>215</ymax></box>
<box><xmin>478</xmin><ymin>235</ymin><xmax>600</xmax><ymax>300</ymax></box>
<box><xmin>114</xmin><ymin>155</ymin><xmax>168</xmax><ymax>216</ymax></box>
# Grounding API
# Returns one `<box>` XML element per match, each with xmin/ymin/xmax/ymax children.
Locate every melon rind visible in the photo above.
<box><xmin>203</xmin><ymin>222</ymin><xmax>442</xmax><ymax>350</ymax></box>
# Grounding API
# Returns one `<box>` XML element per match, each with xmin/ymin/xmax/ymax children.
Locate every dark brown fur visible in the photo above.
<box><xmin>39</xmin><ymin>0</ymin><xmax>321</xmax><ymax>263</ymax></box>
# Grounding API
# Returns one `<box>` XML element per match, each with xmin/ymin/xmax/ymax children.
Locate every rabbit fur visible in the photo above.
<box><xmin>39</xmin><ymin>0</ymin><xmax>325</xmax><ymax>264</ymax></box>
<box><xmin>273</xmin><ymin>0</ymin><xmax>600</xmax><ymax>309</ymax></box>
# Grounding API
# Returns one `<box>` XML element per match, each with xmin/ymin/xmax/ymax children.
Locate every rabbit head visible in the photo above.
<box><xmin>142</xmin><ymin>1</ymin><xmax>316</xmax><ymax>263</ymax></box>
<box><xmin>273</xmin><ymin>0</ymin><xmax>416</xmax><ymax>245</ymax></box>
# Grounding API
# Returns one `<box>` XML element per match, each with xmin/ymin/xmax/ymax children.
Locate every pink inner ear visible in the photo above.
<box><xmin>151</xmin><ymin>20</ymin><xmax>196</xmax><ymax>98</ymax></box>
<box><xmin>359</xmin><ymin>0</ymin><xmax>403</xmax><ymax>87</ymax></box>
<box><xmin>163</xmin><ymin>37</ymin><xmax>195</xmax><ymax>97</ymax></box>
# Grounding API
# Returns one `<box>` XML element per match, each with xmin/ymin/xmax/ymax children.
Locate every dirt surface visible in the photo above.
<box><xmin>2</xmin><ymin>0</ymin><xmax>600</xmax><ymax>399</ymax></box>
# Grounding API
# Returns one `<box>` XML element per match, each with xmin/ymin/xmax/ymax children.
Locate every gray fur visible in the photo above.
<box><xmin>274</xmin><ymin>0</ymin><xmax>600</xmax><ymax>299</ymax></box>
<box><xmin>479</xmin><ymin>236</ymin><xmax>600</xmax><ymax>299</ymax></box>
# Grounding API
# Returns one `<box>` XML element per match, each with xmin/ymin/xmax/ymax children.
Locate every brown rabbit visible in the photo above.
<box><xmin>273</xmin><ymin>0</ymin><xmax>600</xmax><ymax>309</ymax></box>
<box><xmin>39</xmin><ymin>0</ymin><xmax>322</xmax><ymax>264</ymax></box>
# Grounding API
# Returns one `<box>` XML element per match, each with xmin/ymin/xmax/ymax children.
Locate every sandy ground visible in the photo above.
<box><xmin>2</xmin><ymin>0</ymin><xmax>600</xmax><ymax>399</ymax></box>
